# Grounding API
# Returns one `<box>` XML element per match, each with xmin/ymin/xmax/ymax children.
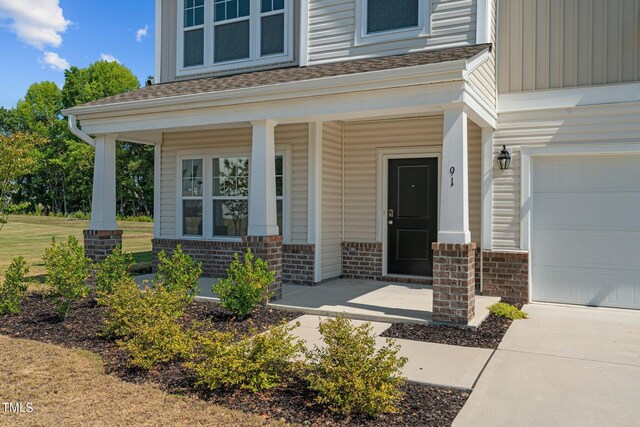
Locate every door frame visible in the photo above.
<box><xmin>521</xmin><ymin>142</ymin><xmax>640</xmax><ymax>304</ymax></box>
<box><xmin>376</xmin><ymin>147</ymin><xmax>441</xmax><ymax>277</ymax></box>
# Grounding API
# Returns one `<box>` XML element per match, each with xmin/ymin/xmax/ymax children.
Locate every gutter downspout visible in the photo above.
<box><xmin>67</xmin><ymin>114</ymin><xmax>95</xmax><ymax>147</ymax></box>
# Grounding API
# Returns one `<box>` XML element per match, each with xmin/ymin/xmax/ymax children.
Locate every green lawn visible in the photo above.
<box><xmin>0</xmin><ymin>215</ymin><xmax>153</xmax><ymax>280</ymax></box>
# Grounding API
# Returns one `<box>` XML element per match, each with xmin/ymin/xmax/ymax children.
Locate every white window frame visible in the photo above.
<box><xmin>179</xmin><ymin>157</ymin><xmax>206</xmax><ymax>238</ymax></box>
<box><xmin>177</xmin><ymin>0</ymin><xmax>295</xmax><ymax>77</ymax></box>
<box><xmin>355</xmin><ymin>0</ymin><xmax>432</xmax><ymax>47</ymax></box>
<box><xmin>176</xmin><ymin>148</ymin><xmax>291</xmax><ymax>242</ymax></box>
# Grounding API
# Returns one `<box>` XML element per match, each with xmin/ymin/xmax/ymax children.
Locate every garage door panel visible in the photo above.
<box><xmin>532</xmin><ymin>155</ymin><xmax>640</xmax><ymax>310</ymax></box>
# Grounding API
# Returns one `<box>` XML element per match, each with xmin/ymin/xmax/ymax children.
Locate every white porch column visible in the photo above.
<box><xmin>153</xmin><ymin>141</ymin><xmax>162</xmax><ymax>238</ymax></box>
<box><xmin>248</xmin><ymin>120</ymin><xmax>279</xmax><ymax>236</ymax></box>
<box><xmin>438</xmin><ymin>106</ymin><xmax>471</xmax><ymax>244</ymax></box>
<box><xmin>307</xmin><ymin>122</ymin><xmax>323</xmax><ymax>283</ymax></box>
<box><xmin>481</xmin><ymin>127</ymin><xmax>494</xmax><ymax>250</ymax></box>
<box><xmin>89</xmin><ymin>134</ymin><xmax>118</xmax><ymax>230</ymax></box>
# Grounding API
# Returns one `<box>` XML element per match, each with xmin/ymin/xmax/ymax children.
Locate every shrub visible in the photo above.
<box><xmin>155</xmin><ymin>245</ymin><xmax>202</xmax><ymax>304</ymax></box>
<box><xmin>0</xmin><ymin>256</ymin><xmax>29</xmax><ymax>315</ymax></box>
<box><xmin>213</xmin><ymin>250</ymin><xmax>274</xmax><ymax>320</ymax></box>
<box><xmin>95</xmin><ymin>245</ymin><xmax>134</xmax><ymax>299</ymax></box>
<box><xmin>306</xmin><ymin>317</ymin><xmax>407</xmax><ymax>417</ymax></box>
<box><xmin>102</xmin><ymin>276</ymin><xmax>191</xmax><ymax>369</ymax></box>
<box><xmin>489</xmin><ymin>302</ymin><xmax>528</xmax><ymax>320</ymax></box>
<box><xmin>186</xmin><ymin>321</ymin><xmax>303</xmax><ymax>392</ymax></box>
<box><xmin>43</xmin><ymin>236</ymin><xmax>92</xmax><ymax>319</ymax></box>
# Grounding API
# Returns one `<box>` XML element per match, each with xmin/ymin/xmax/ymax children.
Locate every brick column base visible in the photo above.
<box><xmin>83</xmin><ymin>229</ymin><xmax>123</xmax><ymax>262</ymax></box>
<box><xmin>243</xmin><ymin>235</ymin><xmax>283</xmax><ymax>301</ymax></box>
<box><xmin>481</xmin><ymin>250</ymin><xmax>529</xmax><ymax>304</ymax></box>
<box><xmin>432</xmin><ymin>242</ymin><xmax>476</xmax><ymax>325</ymax></box>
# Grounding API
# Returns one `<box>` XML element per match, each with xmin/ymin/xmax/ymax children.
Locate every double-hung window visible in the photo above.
<box><xmin>355</xmin><ymin>0</ymin><xmax>431</xmax><ymax>46</ymax></box>
<box><xmin>179</xmin><ymin>0</ymin><xmax>294</xmax><ymax>75</ymax></box>
<box><xmin>179</xmin><ymin>155</ymin><xmax>285</xmax><ymax>239</ymax></box>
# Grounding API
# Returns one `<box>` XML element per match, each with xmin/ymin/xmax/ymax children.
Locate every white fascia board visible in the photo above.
<box><xmin>63</xmin><ymin>59</ymin><xmax>469</xmax><ymax>118</ymax></box>
<box><xmin>475</xmin><ymin>0</ymin><xmax>492</xmax><ymax>45</ymax></box>
<box><xmin>80</xmin><ymin>82</ymin><xmax>465</xmax><ymax>135</ymax></box>
<box><xmin>462</xmin><ymin>49</ymin><xmax>491</xmax><ymax>76</ymax></box>
<box><xmin>463</xmin><ymin>83</ymin><xmax>497</xmax><ymax>129</ymax></box>
<box><xmin>154</xmin><ymin>0</ymin><xmax>162</xmax><ymax>84</ymax></box>
<box><xmin>499</xmin><ymin>82</ymin><xmax>640</xmax><ymax>113</ymax></box>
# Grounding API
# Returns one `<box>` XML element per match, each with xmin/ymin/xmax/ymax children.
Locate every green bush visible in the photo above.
<box><xmin>186</xmin><ymin>321</ymin><xmax>303</xmax><ymax>392</ymax></box>
<box><xmin>489</xmin><ymin>302</ymin><xmax>528</xmax><ymax>320</ymax></box>
<box><xmin>102</xmin><ymin>276</ymin><xmax>191</xmax><ymax>369</ymax></box>
<box><xmin>213</xmin><ymin>250</ymin><xmax>274</xmax><ymax>320</ymax></box>
<box><xmin>43</xmin><ymin>236</ymin><xmax>92</xmax><ymax>319</ymax></box>
<box><xmin>0</xmin><ymin>256</ymin><xmax>30</xmax><ymax>315</ymax></box>
<box><xmin>155</xmin><ymin>245</ymin><xmax>202</xmax><ymax>304</ymax></box>
<box><xmin>306</xmin><ymin>317</ymin><xmax>407</xmax><ymax>417</ymax></box>
<box><xmin>95</xmin><ymin>245</ymin><xmax>134</xmax><ymax>300</ymax></box>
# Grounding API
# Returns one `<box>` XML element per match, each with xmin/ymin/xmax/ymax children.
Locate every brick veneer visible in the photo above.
<box><xmin>481</xmin><ymin>250</ymin><xmax>529</xmax><ymax>304</ymax></box>
<box><xmin>152</xmin><ymin>236</ymin><xmax>284</xmax><ymax>300</ymax></box>
<box><xmin>341</xmin><ymin>242</ymin><xmax>383</xmax><ymax>280</ymax></box>
<box><xmin>282</xmin><ymin>244</ymin><xmax>315</xmax><ymax>285</ymax></box>
<box><xmin>432</xmin><ymin>242</ymin><xmax>476</xmax><ymax>325</ymax></box>
<box><xmin>83</xmin><ymin>229</ymin><xmax>123</xmax><ymax>262</ymax></box>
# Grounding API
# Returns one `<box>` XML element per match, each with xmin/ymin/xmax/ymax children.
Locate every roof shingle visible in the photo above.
<box><xmin>75</xmin><ymin>44</ymin><xmax>491</xmax><ymax>109</ymax></box>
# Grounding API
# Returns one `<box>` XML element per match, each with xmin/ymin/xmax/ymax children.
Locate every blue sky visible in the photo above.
<box><xmin>0</xmin><ymin>0</ymin><xmax>155</xmax><ymax>108</ymax></box>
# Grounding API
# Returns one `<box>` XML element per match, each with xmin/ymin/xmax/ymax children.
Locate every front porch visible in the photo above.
<box><xmin>135</xmin><ymin>274</ymin><xmax>500</xmax><ymax>328</ymax></box>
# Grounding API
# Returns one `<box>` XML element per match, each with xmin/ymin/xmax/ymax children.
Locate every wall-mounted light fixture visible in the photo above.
<box><xmin>497</xmin><ymin>145</ymin><xmax>512</xmax><ymax>170</ymax></box>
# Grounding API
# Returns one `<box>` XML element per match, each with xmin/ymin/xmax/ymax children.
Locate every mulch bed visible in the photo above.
<box><xmin>0</xmin><ymin>294</ymin><xmax>469</xmax><ymax>426</ymax></box>
<box><xmin>381</xmin><ymin>313</ymin><xmax>514</xmax><ymax>349</ymax></box>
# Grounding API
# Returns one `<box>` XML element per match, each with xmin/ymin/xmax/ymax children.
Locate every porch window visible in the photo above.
<box><xmin>181</xmin><ymin>159</ymin><xmax>204</xmax><ymax>236</ymax></box>
<box><xmin>178</xmin><ymin>0</ymin><xmax>293</xmax><ymax>75</ymax></box>
<box><xmin>356</xmin><ymin>0</ymin><xmax>431</xmax><ymax>46</ymax></box>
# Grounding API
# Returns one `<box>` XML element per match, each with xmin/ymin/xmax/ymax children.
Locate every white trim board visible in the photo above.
<box><xmin>499</xmin><ymin>82</ymin><xmax>640</xmax><ymax>113</ymax></box>
<box><xmin>376</xmin><ymin>147</ymin><xmax>442</xmax><ymax>277</ymax></box>
<box><xmin>476</xmin><ymin>0</ymin><xmax>493</xmax><ymax>45</ymax></box>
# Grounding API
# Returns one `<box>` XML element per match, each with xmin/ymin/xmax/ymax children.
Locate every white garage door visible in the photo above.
<box><xmin>531</xmin><ymin>155</ymin><xmax>640</xmax><ymax>309</ymax></box>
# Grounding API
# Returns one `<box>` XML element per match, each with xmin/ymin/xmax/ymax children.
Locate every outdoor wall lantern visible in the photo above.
<box><xmin>497</xmin><ymin>145</ymin><xmax>512</xmax><ymax>170</ymax></box>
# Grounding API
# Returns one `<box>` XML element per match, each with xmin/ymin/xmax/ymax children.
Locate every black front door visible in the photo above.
<box><xmin>387</xmin><ymin>158</ymin><xmax>438</xmax><ymax>276</ymax></box>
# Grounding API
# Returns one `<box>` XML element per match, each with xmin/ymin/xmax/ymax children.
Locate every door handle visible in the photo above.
<box><xmin>388</xmin><ymin>220</ymin><xmax>394</xmax><ymax>225</ymax></box>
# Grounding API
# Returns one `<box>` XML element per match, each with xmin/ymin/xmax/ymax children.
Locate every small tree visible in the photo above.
<box><xmin>154</xmin><ymin>245</ymin><xmax>202</xmax><ymax>304</ymax></box>
<box><xmin>95</xmin><ymin>244</ymin><xmax>134</xmax><ymax>300</ymax></box>
<box><xmin>0</xmin><ymin>132</ymin><xmax>39</xmax><ymax>230</ymax></box>
<box><xmin>214</xmin><ymin>250</ymin><xmax>274</xmax><ymax>320</ymax></box>
<box><xmin>43</xmin><ymin>236</ymin><xmax>92</xmax><ymax>319</ymax></box>
<box><xmin>0</xmin><ymin>256</ymin><xmax>30</xmax><ymax>315</ymax></box>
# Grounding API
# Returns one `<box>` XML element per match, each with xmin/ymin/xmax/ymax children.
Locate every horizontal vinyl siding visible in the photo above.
<box><xmin>321</xmin><ymin>122</ymin><xmax>343</xmax><ymax>279</ymax></box>
<box><xmin>498</xmin><ymin>0</ymin><xmax>640</xmax><ymax>93</ymax></box>
<box><xmin>160</xmin><ymin>0</ymin><xmax>177</xmax><ymax>83</ymax></box>
<box><xmin>159</xmin><ymin>125</ymin><xmax>308</xmax><ymax>242</ymax></box>
<box><xmin>493</xmin><ymin>102</ymin><xmax>640</xmax><ymax>249</ymax></box>
<box><xmin>308</xmin><ymin>0</ymin><xmax>478</xmax><ymax>65</ymax></box>
<box><xmin>343</xmin><ymin>116</ymin><xmax>482</xmax><ymax>244</ymax></box>
<box><xmin>467</xmin><ymin>0</ymin><xmax>496</xmax><ymax>109</ymax></box>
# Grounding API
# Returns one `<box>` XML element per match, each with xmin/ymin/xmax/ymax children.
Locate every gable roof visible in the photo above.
<box><xmin>70</xmin><ymin>44</ymin><xmax>491</xmax><ymax>110</ymax></box>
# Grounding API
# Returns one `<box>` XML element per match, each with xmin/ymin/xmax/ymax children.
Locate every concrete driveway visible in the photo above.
<box><xmin>454</xmin><ymin>304</ymin><xmax>640</xmax><ymax>427</ymax></box>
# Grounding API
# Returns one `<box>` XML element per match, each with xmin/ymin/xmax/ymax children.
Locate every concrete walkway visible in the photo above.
<box><xmin>289</xmin><ymin>315</ymin><xmax>493</xmax><ymax>390</ymax></box>
<box><xmin>453</xmin><ymin>304</ymin><xmax>640</xmax><ymax>427</ymax></box>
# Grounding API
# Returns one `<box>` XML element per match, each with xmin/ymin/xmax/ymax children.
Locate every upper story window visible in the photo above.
<box><xmin>355</xmin><ymin>0</ymin><xmax>431</xmax><ymax>46</ymax></box>
<box><xmin>179</xmin><ymin>0</ymin><xmax>294</xmax><ymax>76</ymax></box>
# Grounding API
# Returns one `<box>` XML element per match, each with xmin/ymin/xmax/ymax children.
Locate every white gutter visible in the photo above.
<box><xmin>68</xmin><ymin>114</ymin><xmax>95</xmax><ymax>147</ymax></box>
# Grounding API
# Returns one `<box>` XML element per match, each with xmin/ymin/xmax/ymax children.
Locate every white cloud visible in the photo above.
<box><xmin>39</xmin><ymin>51</ymin><xmax>69</xmax><ymax>71</ymax></box>
<box><xmin>100</xmin><ymin>53</ymin><xmax>120</xmax><ymax>63</ymax></box>
<box><xmin>136</xmin><ymin>24</ymin><xmax>149</xmax><ymax>42</ymax></box>
<box><xmin>0</xmin><ymin>0</ymin><xmax>70</xmax><ymax>50</ymax></box>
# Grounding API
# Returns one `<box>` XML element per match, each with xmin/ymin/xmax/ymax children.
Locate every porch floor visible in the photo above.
<box><xmin>135</xmin><ymin>275</ymin><xmax>499</xmax><ymax>327</ymax></box>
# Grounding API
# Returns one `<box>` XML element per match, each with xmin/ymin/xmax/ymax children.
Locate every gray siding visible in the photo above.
<box><xmin>467</xmin><ymin>0</ymin><xmax>496</xmax><ymax>109</ymax></box>
<box><xmin>160</xmin><ymin>0</ymin><xmax>177</xmax><ymax>83</ymax></box>
<box><xmin>321</xmin><ymin>122</ymin><xmax>344</xmax><ymax>280</ymax></box>
<box><xmin>498</xmin><ymin>0</ymin><xmax>640</xmax><ymax>93</ymax></box>
<box><xmin>307</xmin><ymin>0</ymin><xmax>479</xmax><ymax>65</ymax></box>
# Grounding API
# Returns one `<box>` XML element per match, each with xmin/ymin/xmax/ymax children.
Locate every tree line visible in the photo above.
<box><xmin>0</xmin><ymin>61</ymin><xmax>154</xmax><ymax>220</ymax></box>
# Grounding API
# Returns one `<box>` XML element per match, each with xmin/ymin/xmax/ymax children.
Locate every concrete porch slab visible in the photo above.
<box><xmin>290</xmin><ymin>315</ymin><xmax>493</xmax><ymax>390</ymax></box>
<box><xmin>273</xmin><ymin>279</ymin><xmax>500</xmax><ymax>327</ymax></box>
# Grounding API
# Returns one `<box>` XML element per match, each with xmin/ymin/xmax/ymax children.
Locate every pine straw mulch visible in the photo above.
<box><xmin>0</xmin><ymin>294</ymin><xmax>469</xmax><ymax>426</ymax></box>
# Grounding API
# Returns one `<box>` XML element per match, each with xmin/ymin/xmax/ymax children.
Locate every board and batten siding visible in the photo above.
<box><xmin>321</xmin><ymin>122</ymin><xmax>344</xmax><ymax>280</ymax></box>
<box><xmin>493</xmin><ymin>102</ymin><xmax>640</xmax><ymax>249</ymax></box>
<box><xmin>307</xmin><ymin>0</ymin><xmax>479</xmax><ymax>65</ymax></box>
<box><xmin>342</xmin><ymin>116</ymin><xmax>482</xmax><ymax>245</ymax></box>
<box><xmin>159</xmin><ymin>124</ymin><xmax>309</xmax><ymax>242</ymax></box>
<box><xmin>498</xmin><ymin>0</ymin><xmax>640</xmax><ymax>93</ymax></box>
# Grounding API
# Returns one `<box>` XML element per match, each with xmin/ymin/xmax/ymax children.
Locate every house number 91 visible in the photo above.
<box><xmin>450</xmin><ymin>167</ymin><xmax>455</xmax><ymax>187</ymax></box>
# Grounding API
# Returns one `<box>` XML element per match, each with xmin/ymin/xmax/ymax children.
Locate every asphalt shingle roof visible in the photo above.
<box><xmin>75</xmin><ymin>44</ymin><xmax>491</xmax><ymax>109</ymax></box>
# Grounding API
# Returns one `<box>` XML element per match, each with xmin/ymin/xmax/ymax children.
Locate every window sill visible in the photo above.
<box><xmin>354</xmin><ymin>28</ymin><xmax>431</xmax><ymax>48</ymax></box>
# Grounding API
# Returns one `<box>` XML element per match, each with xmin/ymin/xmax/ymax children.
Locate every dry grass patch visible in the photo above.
<box><xmin>0</xmin><ymin>335</ymin><xmax>286</xmax><ymax>427</ymax></box>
